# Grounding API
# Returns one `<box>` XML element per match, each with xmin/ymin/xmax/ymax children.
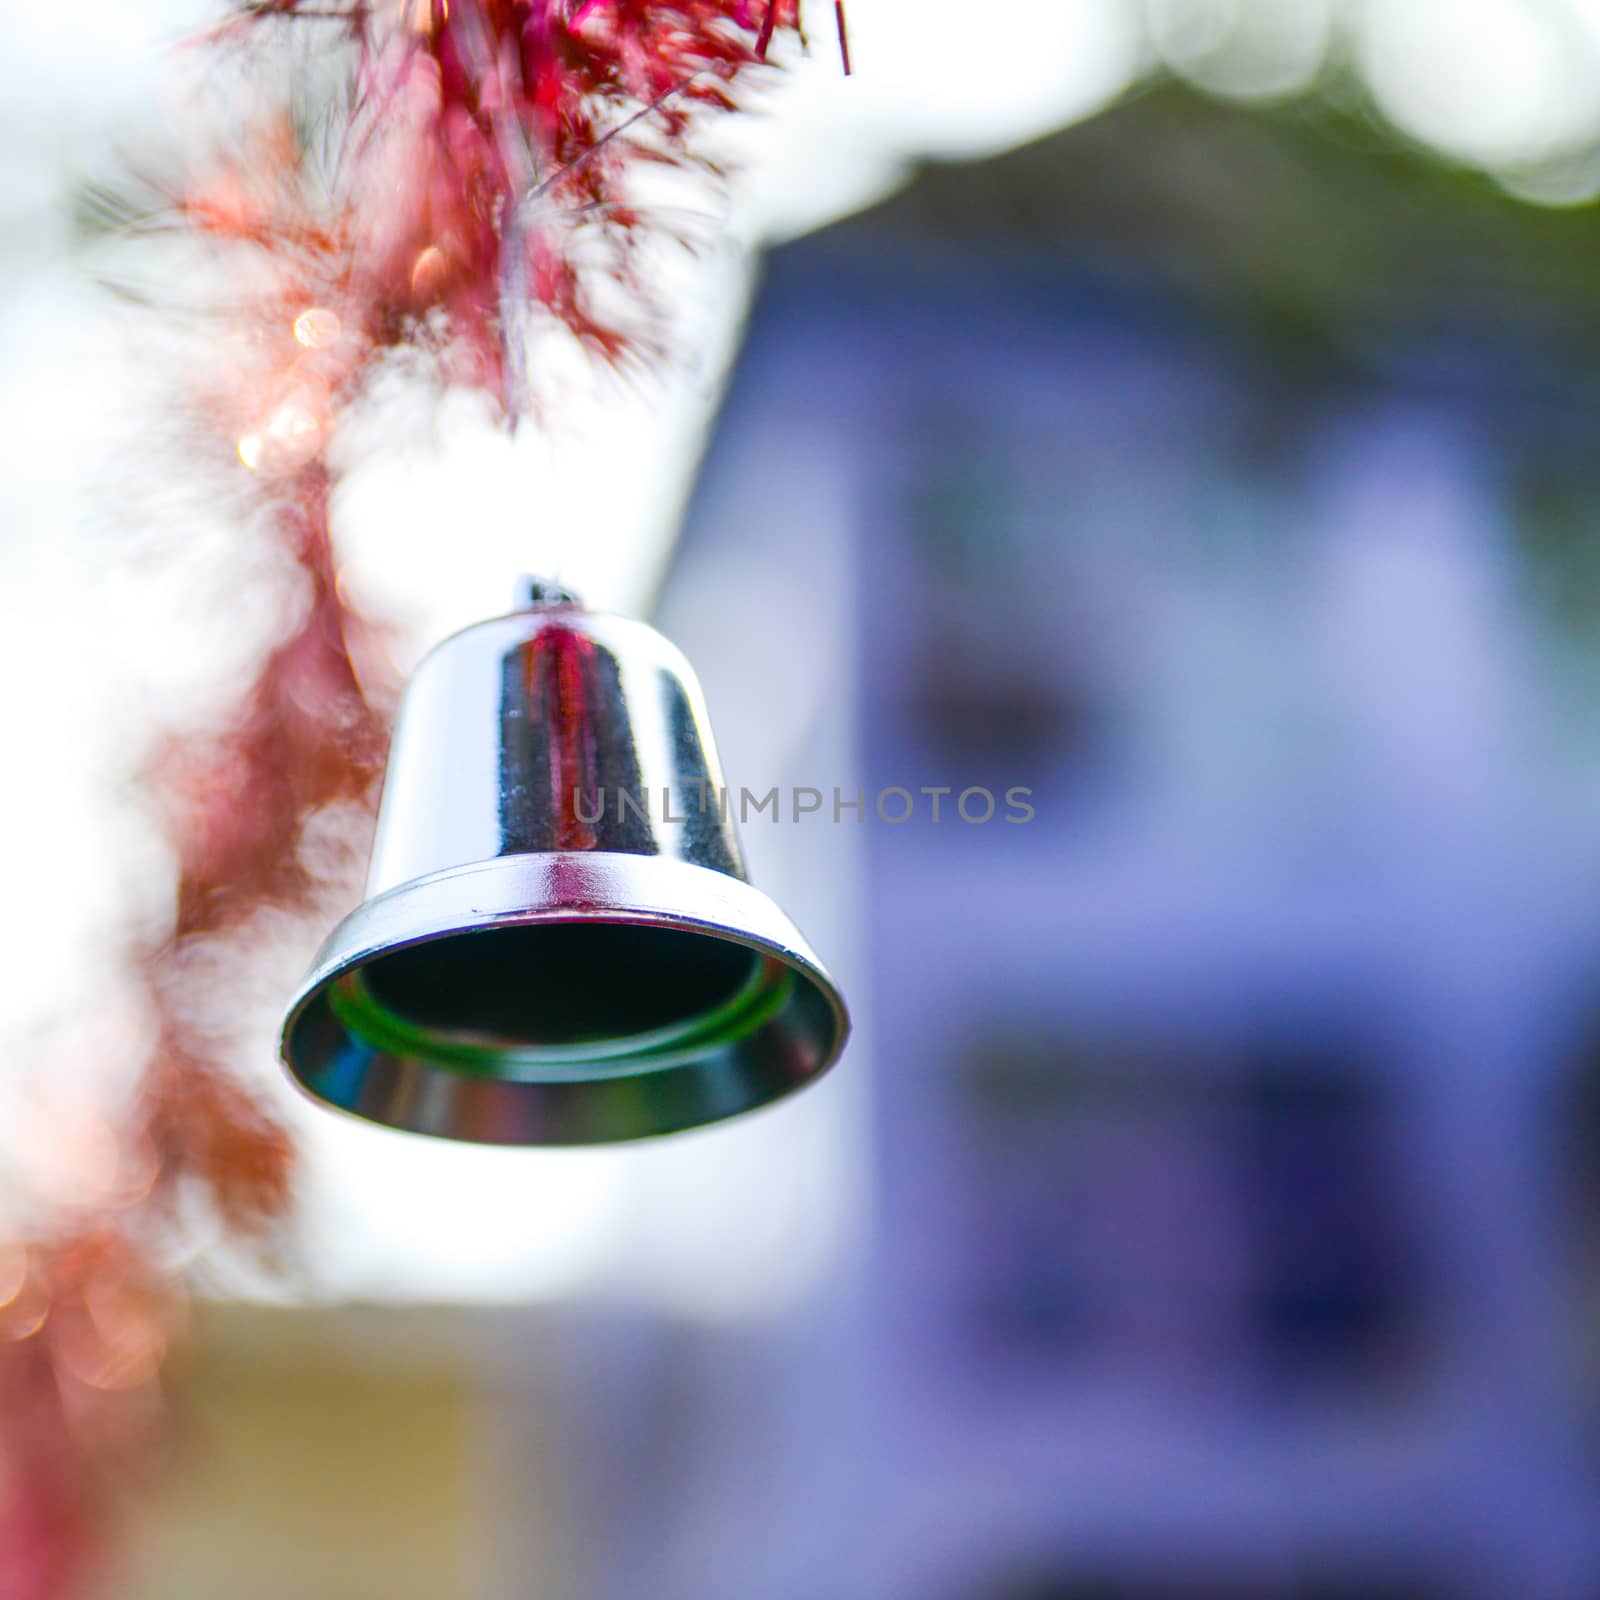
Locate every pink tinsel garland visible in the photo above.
<box><xmin>0</xmin><ymin>2</ymin><xmax>835</xmax><ymax>1592</ymax></box>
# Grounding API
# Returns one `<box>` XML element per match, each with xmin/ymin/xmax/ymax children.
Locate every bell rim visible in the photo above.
<box><xmin>279</xmin><ymin>850</ymin><xmax>850</xmax><ymax>1145</ymax></box>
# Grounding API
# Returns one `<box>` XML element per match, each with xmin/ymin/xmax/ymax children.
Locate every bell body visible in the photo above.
<box><xmin>280</xmin><ymin>600</ymin><xmax>849</xmax><ymax>1145</ymax></box>
<box><xmin>365</xmin><ymin>607</ymin><xmax>748</xmax><ymax>896</ymax></box>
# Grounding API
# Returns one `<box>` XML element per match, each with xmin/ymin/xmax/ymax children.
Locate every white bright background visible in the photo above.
<box><xmin>2</xmin><ymin>0</ymin><xmax>1599</xmax><ymax>1311</ymax></box>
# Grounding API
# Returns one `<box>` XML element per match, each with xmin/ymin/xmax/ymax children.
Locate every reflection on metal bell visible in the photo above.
<box><xmin>280</xmin><ymin>585</ymin><xmax>849</xmax><ymax>1145</ymax></box>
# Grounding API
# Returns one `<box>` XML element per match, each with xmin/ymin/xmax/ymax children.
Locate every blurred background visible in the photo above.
<box><xmin>9</xmin><ymin>1</ymin><xmax>1600</xmax><ymax>1597</ymax></box>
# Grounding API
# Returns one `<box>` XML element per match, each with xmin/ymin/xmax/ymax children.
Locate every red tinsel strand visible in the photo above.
<box><xmin>196</xmin><ymin>0</ymin><xmax>819</xmax><ymax>390</ymax></box>
<box><xmin>0</xmin><ymin>478</ymin><xmax>392</xmax><ymax>1596</ymax></box>
<box><xmin>1</xmin><ymin>0</ymin><xmax>837</xmax><ymax>1590</ymax></box>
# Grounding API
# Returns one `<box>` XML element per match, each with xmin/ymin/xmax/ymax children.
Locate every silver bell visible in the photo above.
<box><xmin>279</xmin><ymin>588</ymin><xmax>849</xmax><ymax>1145</ymax></box>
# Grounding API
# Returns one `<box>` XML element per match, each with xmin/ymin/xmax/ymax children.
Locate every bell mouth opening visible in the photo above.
<box><xmin>327</xmin><ymin>920</ymin><xmax>788</xmax><ymax>1083</ymax></box>
<box><xmin>280</xmin><ymin>850</ymin><xmax>848</xmax><ymax>1144</ymax></box>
